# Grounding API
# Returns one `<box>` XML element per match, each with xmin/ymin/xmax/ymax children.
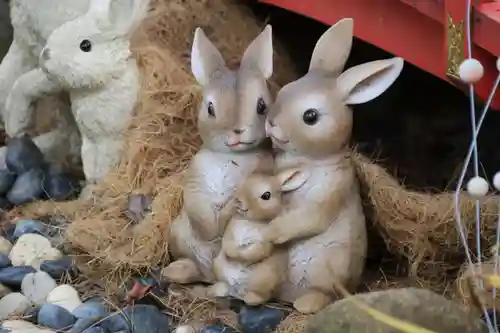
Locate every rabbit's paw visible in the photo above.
<box><xmin>243</xmin><ymin>291</ymin><xmax>268</xmax><ymax>306</ymax></box>
<box><xmin>4</xmin><ymin>87</ymin><xmax>32</xmax><ymax>137</ymax></box>
<box><xmin>207</xmin><ymin>282</ymin><xmax>230</xmax><ymax>298</ymax></box>
<box><xmin>264</xmin><ymin>224</ymin><xmax>292</xmax><ymax>245</ymax></box>
<box><xmin>293</xmin><ymin>291</ymin><xmax>331</xmax><ymax>314</ymax></box>
<box><xmin>161</xmin><ymin>259</ymin><xmax>202</xmax><ymax>284</ymax></box>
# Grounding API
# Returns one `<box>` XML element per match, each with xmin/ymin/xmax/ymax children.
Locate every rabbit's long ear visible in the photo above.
<box><xmin>191</xmin><ymin>28</ymin><xmax>227</xmax><ymax>86</ymax></box>
<box><xmin>337</xmin><ymin>57</ymin><xmax>404</xmax><ymax>105</ymax></box>
<box><xmin>309</xmin><ymin>18</ymin><xmax>353</xmax><ymax>76</ymax></box>
<box><xmin>240</xmin><ymin>25</ymin><xmax>273</xmax><ymax>79</ymax></box>
<box><xmin>277</xmin><ymin>168</ymin><xmax>310</xmax><ymax>192</ymax></box>
<box><xmin>91</xmin><ymin>0</ymin><xmax>150</xmax><ymax>37</ymax></box>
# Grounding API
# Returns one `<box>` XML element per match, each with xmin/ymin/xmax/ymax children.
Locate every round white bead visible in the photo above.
<box><xmin>459</xmin><ymin>58</ymin><xmax>484</xmax><ymax>83</ymax></box>
<box><xmin>496</xmin><ymin>57</ymin><xmax>500</xmax><ymax>72</ymax></box>
<box><xmin>493</xmin><ymin>172</ymin><xmax>500</xmax><ymax>191</ymax></box>
<box><xmin>466</xmin><ymin>176</ymin><xmax>489</xmax><ymax>197</ymax></box>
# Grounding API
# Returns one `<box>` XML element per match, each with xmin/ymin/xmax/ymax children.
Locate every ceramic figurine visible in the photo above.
<box><xmin>162</xmin><ymin>26</ymin><xmax>275</xmax><ymax>284</ymax></box>
<box><xmin>0</xmin><ymin>0</ymin><xmax>91</xmax><ymax>164</ymax></box>
<box><xmin>4</xmin><ymin>0</ymin><xmax>149</xmax><ymax>184</ymax></box>
<box><xmin>265</xmin><ymin>18</ymin><xmax>404</xmax><ymax>314</ymax></box>
<box><xmin>209</xmin><ymin>168</ymin><xmax>309</xmax><ymax>305</ymax></box>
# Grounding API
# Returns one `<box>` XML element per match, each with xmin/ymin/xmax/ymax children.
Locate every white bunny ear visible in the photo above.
<box><xmin>309</xmin><ymin>18</ymin><xmax>354</xmax><ymax>76</ymax></box>
<box><xmin>241</xmin><ymin>25</ymin><xmax>273</xmax><ymax>79</ymax></box>
<box><xmin>277</xmin><ymin>168</ymin><xmax>310</xmax><ymax>192</ymax></box>
<box><xmin>337</xmin><ymin>57</ymin><xmax>404</xmax><ymax>105</ymax></box>
<box><xmin>91</xmin><ymin>0</ymin><xmax>149</xmax><ymax>37</ymax></box>
<box><xmin>191</xmin><ymin>27</ymin><xmax>227</xmax><ymax>86</ymax></box>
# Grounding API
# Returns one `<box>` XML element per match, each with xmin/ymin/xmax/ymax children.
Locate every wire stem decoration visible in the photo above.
<box><xmin>454</xmin><ymin>1</ymin><xmax>500</xmax><ymax>332</ymax></box>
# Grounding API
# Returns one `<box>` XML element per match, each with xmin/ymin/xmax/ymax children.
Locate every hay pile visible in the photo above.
<box><xmin>353</xmin><ymin>153</ymin><xmax>500</xmax><ymax>290</ymax></box>
<box><xmin>11</xmin><ymin>0</ymin><xmax>298</xmax><ymax>287</ymax></box>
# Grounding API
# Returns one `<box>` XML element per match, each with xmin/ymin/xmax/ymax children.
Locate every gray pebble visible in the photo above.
<box><xmin>0</xmin><ymin>266</ymin><xmax>37</xmax><ymax>287</ymax></box>
<box><xmin>40</xmin><ymin>256</ymin><xmax>74</xmax><ymax>279</ymax></box>
<box><xmin>0</xmin><ymin>168</ymin><xmax>16</xmax><ymax>195</ymax></box>
<box><xmin>72</xmin><ymin>300</ymin><xmax>109</xmax><ymax>320</ymax></box>
<box><xmin>7</xmin><ymin>167</ymin><xmax>45</xmax><ymax>205</ymax></box>
<box><xmin>0</xmin><ymin>253</ymin><xmax>10</xmax><ymax>269</ymax></box>
<box><xmin>37</xmin><ymin>303</ymin><xmax>77</xmax><ymax>330</ymax></box>
<box><xmin>101</xmin><ymin>304</ymin><xmax>169</xmax><ymax>333</ymax></box>
<box><xmin>13</xmin><ymin>219</ymin><xmax>47</xmax><ymax>238</ymax></box>
<box><xmin>5</xmin><ymin>136</ymin><xmax>45</xmax><ymax>175</ymax></box>
<box><xmin>68</xmin><ymin>317</ymin><xmax>100</xmax><ymax>333</ymax></box>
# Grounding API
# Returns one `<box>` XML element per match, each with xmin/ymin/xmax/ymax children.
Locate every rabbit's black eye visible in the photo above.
<box><xmin>207</xmin><ymin>101</ymin><xmax>215</xmax><ymax>117</ymax></box>
<box><xmin>256</xmin><ymin>97</ymin><xmax>267</xmax><ymax>115</ymax></box>
<box><xmin>260</xmin><ymin>191</ymin><xmax>271</xmax><ymax>200</ymax></box>
<box><xmin>79</xmin><ymin>39</ymin><xmax>92</xmax><ymax>52</ymax></box>
<box><xmin>303</xmin><ymin>108</ymin><xmax>319</xmax><ymax>125</ymax></box>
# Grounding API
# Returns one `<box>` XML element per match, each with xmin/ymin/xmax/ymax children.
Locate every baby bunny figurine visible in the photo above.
<box><xmin>162</xmin><ymin>26</ymin><xmax>274</xmax><ymax>284</ymax></box>
<box><xmin>209</xmin><ymin>168</ymin><xmax>309</xmax><ymax>306</ymax></box>
<box><xmin>265</xmin><ymin>18</ymin><xmax>404</xmax><ymax>314</ymax></box>
<box><xmin>5</xmin><ymin>0</ymin><xmax>149</xmax><ymax>184</ymax></box>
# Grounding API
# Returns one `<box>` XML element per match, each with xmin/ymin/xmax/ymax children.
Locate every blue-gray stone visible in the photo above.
<box><xmin>5</xmin><ymin>136</ymin><xmax>45</xmax><ymax>175</ymax></box>
<box><xmin>0</xmin><ymin>253</ymin><xmax>11</xmax><ymax>269</ymax></box>
<box><xmin>238</xmin><ymin>305</ymin><xmax>287</xmax><ymax>333</ymax></box>
<box><xmin>42</xmin><ymin>166</ymin><xmax>79</xmax><ymax>201</ymax></box>
<box><xmin>13</xmin><ymin>219</ymin><xmax>47</xmax><ymax>238</ymax></box>
<box><xmin>72</xmin><ymin>300</ymin><xmax>109</xmax><ymax>320</ymax></box>
<box><xmin>100</xmin><ymin>304</ymin><xmax>169</xmax><ymax>333</ymax></box>
<box><xmin>7</xmin><ymin>168</ymin><xmax>45</xmax><ymax>205</ymax></box>
<box><xmin>0</xmin><ymin>266</ymin><xmax>36</xmax><ymax>287</ymax></box>
<box><xmin>37</xmin><ymin>303</ymin><xmax>77</xmax><ymax>330</ymax></box>
<box><xmin>68</xmin><ymin>317</ymin><xmax>100</xmax><ymax>333</ymax></box>
<box><xmin>40</xmin><ymin>256</ymin><xmax>74</xmax><ymax>279</ymax></box>
<box><xmin>0</xmin><ymin>197</ymin><xmax>12</xmax><ymax>211</ymax></box>
<box><xmin>201</xmin><ymin>324</ymin><xmax>238</xmax><ymax>333</ymax></box>
<box><xmin>0</xmin><ymin>168</ymin><xmax>16</xmax><ymax>195</ymax></box>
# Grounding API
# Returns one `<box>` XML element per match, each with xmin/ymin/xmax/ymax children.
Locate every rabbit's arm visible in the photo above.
<box><xmin>5</xmin><ymin>68</ymin><xmax>61</xmax><ymax>137</ymax></box>
<box><xmin>184</xmin><ymin>165</ymin><xmax>233</xmax><ymax>241</ymax></box>
<box><xmin>264</xmin><ymin>171</ymin><xmax>352</xmax><ymax>245</ymax></box>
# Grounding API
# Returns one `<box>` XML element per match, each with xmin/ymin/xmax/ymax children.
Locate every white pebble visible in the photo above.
<box><xmin>21</xmin><ymin>271</ymin><xmax>57</xmax><ymax>306</ymax></box>
<box><xmin>174</xmin><ymin>325</ymin><xmax>196</xmax><ymax>333</ymax></box>
<box><xmin>9</xmin><ymin>233</ymin><xmax>62</xmax><ymax>269</ymax></box>
<box><xmin>466</xmin><ymin>176</ymin><xmax>489</xmax><ymax>197</ymax></box>
<box><xmin>493</xmin><ymin>172</ymin><xmax>500</xmax><ymax>191</ymax></box>
<box><xmin>2</xmin><ymin>320</ymin><xmax>56</xmax><ymax>333</ymax></box>
<box><xmin>459</xmin><ymin>58</ymin><xmax>484</xmax><ymax>83</ymax></box>
<box><xmin>46</xmin><ymin>284</ymin><xmax>82</xmax><ymax>313</ymax></box>
<box><xmin>0</xmin><ymin>236</ymin><xmax>12</xmax><ymax>255</ymax></box>
<box><xmin>0</xmin><ymin>292</ymin><xmax>31</xmax><ymax>321</ymax></box>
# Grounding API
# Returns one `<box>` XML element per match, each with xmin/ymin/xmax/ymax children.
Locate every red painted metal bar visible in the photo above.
<box><xmin>259</xmin><ymin>0</ymin><xmax>500</xmax><ymax>109</ymax></box>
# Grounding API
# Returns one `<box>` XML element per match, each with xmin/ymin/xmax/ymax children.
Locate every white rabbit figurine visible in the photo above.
<box><xmin>0</xmin><ymin>0</ymin><xmax>91</xmax><ymax>164</ymax></box>
<box><xmin>264</xmin><ymin>18</ymin><xmax>404</xmax><ymax>314</ymax></box>
<box><xmin>162</xmin><ymin>26</ymin><xmax>275</xmax><ymax>284</ymax></box>
<box><xmin>210</xmin><ymin>168</ymin><xmax>309</xmax><ymax>306</ymax></box>
<box><xmin>6</xmin><ymin>0</ymin><xmax>149</xmax><ymax>184</ymax></box>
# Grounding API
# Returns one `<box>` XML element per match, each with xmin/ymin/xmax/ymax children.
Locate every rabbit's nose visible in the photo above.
<box><xmin>233</xmin><ymin>128</ymin><xmax>245</xmax><ymax>134</ymax></box>
<box><xmin>41</xmin><ymin>48</ymin><xmax>51</xmax><ymax>61</ymax></box>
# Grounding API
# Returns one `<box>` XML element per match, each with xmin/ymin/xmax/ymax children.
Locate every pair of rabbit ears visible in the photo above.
<box><xmin>309</xmin><ymin>18</ymin><xmax>404</xmax><ymax>105</ymax></box>
<box><xmin>88</xmin><ymin>0</ymin><xmax>149</xmax><ymax>37</ymax></box>
<box><xmin>191</xmin><ymin>25</ymin><xmax>273</xmax><ymax>85</ymax></box>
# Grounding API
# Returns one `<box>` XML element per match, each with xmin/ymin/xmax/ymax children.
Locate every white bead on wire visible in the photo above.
<box><xmin>466</xmin><ymin>176</ymin><xmax>489</xmax><ymax>197</ymax></box>
<box><xmin>459</xmin><ymin>58</ymin><xmax>485</xmax><ymax>84</ymax></box>
<box><xmin>496</xmin><ymin>57</ymin><xmax>500</xmax><ymax>72</ymax></box>
<box><xmin>493</xmin><ymin>172</ymin><xmax>500</xmax><ymax>191</ymax></box>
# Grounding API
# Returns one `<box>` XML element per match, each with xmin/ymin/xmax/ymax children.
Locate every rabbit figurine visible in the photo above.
<box><xmin>0</xmin><ymin>0</ymin><xmax>90</xmax><ymax>164</ymax></box>
<box><xmin>5</xmin><ymin>0</ymin><xmax>149</xmax><ymax>184</ymax></box>
<box><xmin>162</xmin><ymin>26</ymin><xmax>274</xmax><ymax>284</ymax></box>
<box><xmin>264</xmin><ymin>18</ymin><xmax>404</xmax><ymax>314</ymax></box>
<box><xmin>209</xmin><ymin>168</ymin><xmax>309</xmax><ymax>306</ymax></box>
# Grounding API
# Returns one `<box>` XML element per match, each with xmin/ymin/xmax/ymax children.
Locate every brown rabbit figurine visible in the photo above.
<box><xmin>162</xmin><ymin>26</ymin><xmax>274</xmax><ymax>284</ymax></box>
<box><xmin>264</xmin><ymin>18</ymin><xmax>404</xmax><ymax>314</ymax></box>
<box><xmin>209</xmin><ymin>168</ymin><xmax>309</xmax><ymax>305</ymax></box>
